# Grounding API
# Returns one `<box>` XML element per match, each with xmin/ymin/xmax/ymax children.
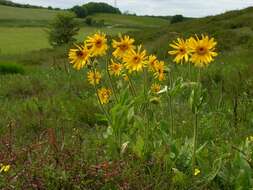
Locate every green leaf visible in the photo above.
<box><xmin>127</xmin><ymin>107</ymin><xmax>135</xmax><ymax>122</ymax></box>
<box><xmin>133</xmin><ymin>135</ymin><xmax>145</xmax><ymax>158</ymax></box>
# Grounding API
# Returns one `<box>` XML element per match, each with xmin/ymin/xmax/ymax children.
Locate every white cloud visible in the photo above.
<box><xmin>12</xmin><ymin>0</ymin><xmax>253</xmax><ymax>17</ymax></box>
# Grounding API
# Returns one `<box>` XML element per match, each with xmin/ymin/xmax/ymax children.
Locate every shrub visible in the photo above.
<box><xmin>71</xmin><ymin>5</ymin><xmax>88</xmax><ymax>18</ymax></box>
<box><xmin>47</xmin><ymin>13</ymin><xmax>80</xmax><ymax>47</ymax></box>
<box><xmin>85</xmin><ymin>17</ymin><xmax>93</xmax><ymax>26</ymax></box>
<box><xmin>82</xmin><ymin>2</ymin><xmax>121</xmax><ymax>15</ymax></box>
<box><xmin>171</xmin><ymin>15</ymin><xmax>184</xmax><ymax>24</ymax></box>
<box><xmin>0</xmin><ymin>62</ymin><xmax>25</xmax><ymax>74</ymax></box>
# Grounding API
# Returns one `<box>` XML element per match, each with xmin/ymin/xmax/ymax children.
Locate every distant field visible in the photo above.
<box><xmin>0</xmin><ymin>27</ymin><xmax>137</xmax><ymax>55</ymax></box>
<box><xmin>0</xmin><ymin>5</ymin><xmax>169</xmax><ymax>28</ymax></box>
<box><xmin>0</xmin><ymin>5</ymin><xmax>66</xmax><ymax>27</ymax></box>
<box><xmin>0</xmin><ymin>5</ymin><xmax>64</xmax><ymax>20</ymax></box>
<box><xmin>0</xmin><ymin>4</ymin><xmax>166</xmax><ymax>55</ymax></box>
<box><xmin>92</xmin><ymin>13</ymin><xmax>169</xmax><ymax>28</ymax></box>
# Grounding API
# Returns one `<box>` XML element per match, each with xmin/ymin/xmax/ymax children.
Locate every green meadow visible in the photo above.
<box><xmin>0</xmin><ymin>27</ymin><xmax>136</xmax><ymax>55</ymax></box>
<box><xmin>0</xmin><ymin>3</ymin><xmax>253</xmax><ymax>189</ymax></box>
<box><xmin>0</xmin><ymin>4</ymin><xmax>168</xmax><ymax>55</ymax></box>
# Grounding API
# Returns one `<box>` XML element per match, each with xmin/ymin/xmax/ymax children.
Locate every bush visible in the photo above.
<box><xmin>0</xmin><ymin>62</ymin><xmax>25</xmax><ymax>74</ymax></box>
<box><xmin>85</xmin><ymin>17</ymin><xmax>93</xmax><ymax>26</ymax></box>
<box><xmin>47</xmin><ymin>13</ymin><xmax>80</xmax><ymax>47</ymax></box>
<box><xmin>71</xmin><ymin>5</ymin><xmax>88</xmax><ymax>18</ymax></box>
<box><xmin>171</xmin><ymin>15</ymin><xmax>184</xmax><ymax>24</ymax></box>
<box><xmin>82</xmin><ymin>2</ymin><xmax>121</xmax><ymax>15</ymax></box>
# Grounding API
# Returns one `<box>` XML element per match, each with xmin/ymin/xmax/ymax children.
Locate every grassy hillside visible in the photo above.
<box><xmin>0</xmin><ymin>4</ymin><xmax>65</xmax><ymax>27</ymax></box>
<box><xmin>92</xmin><ymin>13</ymin><xmax>170</xmax><ymax>28</ymax></box>
<box><xmin>0</xmin><ymin>5</ymin><xmax>63</xmax><ymax>20</ymax></box>
<box><xmin>0</xmin><ymin>5</ymin><xmax>169</xmax><ymax>28</ymax></box>
<box><xmin>0</xmin><ymin>5</ymin><xmax>168</xmax><ymax>55</ymax></box>
<box><xmin>1</xmin><ymin>5</ymin><xmax>253</xmax><ymax>189</ymax></box>
<box><xmin>0</xmin><ymin>27</ymin><xmax>137</xmax><ymax>55</ymax></box>
<box><xmin>130</xmin><ymin>6</ymin><xmax>253</xmax><ymax>54</ymax></box>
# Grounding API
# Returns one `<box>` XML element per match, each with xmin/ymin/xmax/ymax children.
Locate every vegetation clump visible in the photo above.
<box><xmin>71</xmin><ymin>2</ymin><xmax>121</xmax><ymax>18</ymax></box>
<box><xmin>170</xmin><ymin>14</ymin><xmax>184</xmax><ymax>24</ymax></box>
<box><xmin>47</xmin><ymin>13</ymin><xmax>79</xmax><ymax>47</ymax></box>
<box><xmin>0</xmin><ymin>62</ymin><xmax>24</xmax><ymax>74</ymax></box>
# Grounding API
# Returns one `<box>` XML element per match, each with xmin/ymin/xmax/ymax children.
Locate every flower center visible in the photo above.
<box><xmin>95</xmin><ymin>39</ymin><xmax>103</xmax><ymax>48</ymax></box>
<box><xmin>133</xmin><ymin>56</ymin><xmax>141</xmax><ymax>64</ymax></box>
<box><xmin>197</xmin><ymin>46</ymin><xmax>207</xmax><ymax>55</ymax></box>
<box><xmin>179</xmin><ymin>48</ymin><xmax>186</xmax><ymax>54</ymax></box>
<box><xmin>76</xmin><ymin>50</ymin><xmax>83</xmax><ymax>57</ymax></box>
<box><xmin>114</xmin><ymin>65</ymin><xmax>120</xmax><ymax>70</ymax></box>
<box><xmin>119</xmin><ymin>43</ymin><xmax>128</xmax><ymax>51</ymax></box>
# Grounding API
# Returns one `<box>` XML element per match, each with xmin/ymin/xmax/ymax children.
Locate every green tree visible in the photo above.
<box><xmin>47</xmin><ymin>13</ymin><xmax>79</xmax><ymax>47</ymax></box>
<box><xmin>171</xmin><ymin>15</ymin><xmax>184</xmax><ymax>24</ymax></box>
<box><xmin>85</xmin><ymin>17</ymin><xmax>93</xmax><ymax>26</ymax></box>
<box><xmin>71</xmin><ymin>5</ymin><xmax>88</xmax><ymax>18</ymax></box>
<box><xmin>82</xmin><ymin>2</ymin><xmax>121</xmax><ymax>15</ymax></box>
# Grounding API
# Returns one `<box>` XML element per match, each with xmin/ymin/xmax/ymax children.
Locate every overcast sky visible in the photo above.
<box><xmin>13</xmin><ymin>0</ymin><xmax>253</xmax><ymax>17</ymax></box>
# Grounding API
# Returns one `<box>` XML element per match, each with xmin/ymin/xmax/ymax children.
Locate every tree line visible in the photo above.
<box><xmin>0</xmin><ymin>0</ymin><xmax>61</xmax><ymax>10</ymax></box>
<box><xmin>71</xmin><ymin>2</ymin><xmax>121</xmax><ymax>18</ymax></box>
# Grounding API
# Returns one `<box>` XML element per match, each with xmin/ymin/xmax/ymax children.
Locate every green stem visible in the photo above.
<box><xmin>169</xmin><ymin>95</ymin><xmax>174</xmax><ymax>136</ymax></box>
<box><xmin>143</xmin><ymin>68</ymin><xmax>149</xmax><ymax>126</ymax></box>
<box><xmin>168</xmin><ymin>70</ymin><xmax>174</xmax><ymax>137</ymax></box>
<box><xmin>192</xmin><ymin>112</ymin><xmax>198</xmax><ymax>175</ymax></box>
<box><xmin>127</xmin><ymin>73</ymin><xmax>137</xmax><ymax>96</ymax></box>
<box><xmin>91</xmin><ymin>60</ymin><xmax>111</xmax><ymax>125</ymax></box>
<box><xmin>192</xmin><ymin>68</ymin><xmax>201</xmax><ymax>175</ymax></box>
<box><xmin>197</xmin><ymin>68</ymin><xmax>201</xmax><ymax>82</ymax></box>
<box><xmin>106</xmin><ymin>59</ymin><xmax>119</xmax><ymax>103</ymax></box>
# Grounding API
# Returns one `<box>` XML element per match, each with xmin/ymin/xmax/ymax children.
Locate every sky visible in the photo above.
<box><xmin>12</xmin><ymin>0</ymin><xmax>253</xmax><ymax>17</ymax></box>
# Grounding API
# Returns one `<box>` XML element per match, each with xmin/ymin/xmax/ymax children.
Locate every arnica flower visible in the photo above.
<box><xmin>148</xmin><ymin>55</ymin><xmax>159</xmax><ymax>72</ymax></box>
<box><xmin>112</xmin><ymin>35</ymin><xmax>135</xmax><ymax>59</ymax></box>
<box><xmin>87</xmin><ymin>70</ymin><xmax>102</xmax><ymax>85</ymax></box>
<box><xmin>0</xmin><ymin>164</ymin><xmax>11</xmax><ymax>173</ymax></box>
<box><xmin>108</xmin><ymin>59</ymin><xmax>123</xmax><ymax>76</ymax></box>
<box><xmin>194</xmin><ymin>168</ymin><xmax>201</xmax><ymax>176</ymax></box>
<box><xmin>86</xmin><ymin>32</ymin><xmax>108</xmax><ymax>57</ymax></box>
<box><xmin>122</xmin><ymin>74</ymin><xmax>129</xmax><ymax>81</ymax></box>
<box><xmin>98</xmin><ymin>87</ymin><xmax>112</xmax><ymax>104</ymax></box>
<box><xmin>168</xmin><ymin>38</ymin><xmax>191</xmax><ymax>64</ymax></box>
<box><xmin>123</xmin><ymin>45</ymin><xmax>147</xmax><ymax>73</ymax></box>
<box><xmin>68</xmin><ymin>44</ymin><xmax>90</xmax><ymax>70</ymax></box>
<box><xmin>188</xmin><ymin>35</ymin><xmax>218</xmax><ymax>67</ymax></box>
<box><xmin>151</xmin><ymin>83</ymin><xmax>161</xmax><ymax>94</ymax></box>
<box><xmin>154</xmin><ymin>61</ymin><xmax>165</xmax><ymax>81</ymax></box>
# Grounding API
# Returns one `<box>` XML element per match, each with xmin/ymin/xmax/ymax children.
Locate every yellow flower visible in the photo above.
<box><xmin>154</xmin><ymin>61</ymin><xmax>165</xmax><ymax>81</ymax></box>
<box><xmin>87</xmin><ymin>70</ymin><xmax>102</xmax><ymax>85</ymax></box>
<box><xmin>148</xmin><ymin>55</ymin><xmax>159</xmax><ymax>71</ymax></box>
<box><xmin>98</xmin><ymin>87</ymin><xmax>112</xmax><ymax>104</ymax></box>
<box><xmin>0</xmin><ymin>164</ymin><xmax>11</xmax><ymax>173</ymax></box>
<box><xmin>108</xmin><ymin>59</ymin><xmax>123</xmax><ymax>76</ymax></box>
<box><xmin>188</xmin><ymin>35</ymin><xmax>218</xmax><ymax>67</ymax></box>
<box><xmin>168</xmin><ymin>38</ymin><xmax>191</xmax><ymax>64</ymax></box>
<box><xmin>86</xmin><ymin>32</ymin><xmax>108</xmax><ymax>57</ymax></box>
<box><xmin>151</xmin><ymin>83</ymin><xmax>161</xmax><ymax>94</ymax></box>
<box><xmin>122</xmin><ymin>74</ymin><xmax>129</xmax><ymax>81</ymax></box>
<box><xmin>68</xmin><ymin>44</ymin><xmax>90</xmax><ymax>70</ymax></box>
<box><xmin>112</xmin><ymin>35</ymin><xmax>135</xmax><ymax>59</ymax></box>
<box><xmin>123</xmin><ymin>45</ymin><xmax>147</xmax><ymax>73</ymax></box>
<box><xmin>194</xmin><ymin>168</ymin><xmax>201</xmax><ymax>176</ymax></box>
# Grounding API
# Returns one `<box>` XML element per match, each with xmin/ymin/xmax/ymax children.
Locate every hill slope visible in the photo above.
<box><xmin>130</xmin><ymin>7</ymin><xmax>253</xmax><ymax>55</ymax></box>
<box><xmin>92</xmin><ymin>13</ymin><xmax>169</xmax><ymax>28</ymax></box>
<box><xmin>0</xmin><ymin>4</ymin><xmax>65</xmax><ymax>26</ymax></box>
<box><xmin>0</xmin><ymin>5</ymin><xmax>64</xmax><ymax>20</ymax></box>
<box><xmin>0</xmin><ymin>5</ymin><xmax>169</xmax><ymax>28</ymax></box>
